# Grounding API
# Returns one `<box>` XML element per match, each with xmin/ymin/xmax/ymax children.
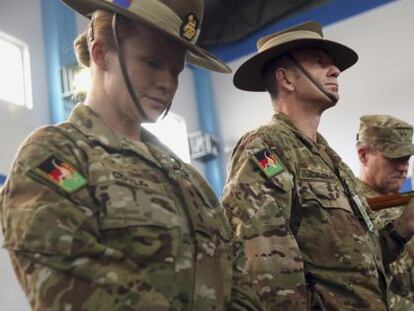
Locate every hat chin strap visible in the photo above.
<box><xmin>287</xmin><ymin>53</ymin><xmax>338</xmax><ymax>105</ymax></box>
<box><xmin>112</xmin><ymin>14</ymin><xmax>171</xmax><ymax>121</ymax></box>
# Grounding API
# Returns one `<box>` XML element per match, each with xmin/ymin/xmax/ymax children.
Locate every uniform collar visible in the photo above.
<box><xmin>358</xmin><ymin>180</ymin><xmax>382</xmax><ymax>197</ymax></box>
<box><xmin>272</xmin><ymin>112</ymin><xmax>343</xmax><ymax>168</ymax></box>
<box><xmin>69</xmin><ymin>103</ymin><xmax>124</xmax><ymax>149</ymax></box>
<box><xmin>68</xmin><ymin>103</ymin><xmax>181</xmax><ymax>169</ymax></box>
<box><xmin>272</xmin><ymin>112</ymin><xmax>328</xmax><ymax>149</ymax></box>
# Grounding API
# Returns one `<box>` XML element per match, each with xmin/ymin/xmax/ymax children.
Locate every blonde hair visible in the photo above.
<box><xmin>74</xmin><ymin>10</ymin><xmax>136</xmax><ymax>67</ymax></box>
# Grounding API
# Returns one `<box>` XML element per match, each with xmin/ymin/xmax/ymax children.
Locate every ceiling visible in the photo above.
<box><xmin>198</xmin><ymin>0</ymin><xmax>328</xmax><ymax>47</ymax></box>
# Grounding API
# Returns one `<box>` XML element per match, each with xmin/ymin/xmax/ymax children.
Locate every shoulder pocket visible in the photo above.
<box><xmin>270</xmin><ymin>170</ymin><xmax>294</xmax><ymax>193</ymax></box>
<box><xmin>248</xmin><ymin>147</ymin><xmax>294</xmax><ymax>193</ymax></box>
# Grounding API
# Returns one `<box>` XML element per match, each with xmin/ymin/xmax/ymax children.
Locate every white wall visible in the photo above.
<box><xmin>212</xmin><ymin>0</ymin><xmax>414</xmax><ymax>175</ymax></box>
<box><xmin>0</xmin><ymin>0</ymin><xmax>49</xmax><ymax>310</ymax></box>
<box><xmin>0</xmin><ymin>0</ymin><xmax>50</xmax><ymax>174</ymax></box>
<box><xmin>172</xmin><ymin>68</ymin><xmax>207</xmax><ymax>173</ymax></box>
<box><xmin>321</xmin><ymin>0</ymin><xmax>414</xmax><ymax>173</ymax></box>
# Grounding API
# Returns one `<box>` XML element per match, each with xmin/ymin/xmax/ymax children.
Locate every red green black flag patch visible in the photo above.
<box><xmin>30</xmin><ymin>155</ymin><xmax>87</xmax><ymax>193</ymax></box>
<box><xmin>253</xmin><ymin>149</ymin><xmax>285</xmax><ymax>178</ymax></box>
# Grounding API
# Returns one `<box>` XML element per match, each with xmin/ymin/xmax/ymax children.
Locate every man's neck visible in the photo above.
<box><xmin>358</xmin><ymin>177</ymin><xmax>382</xmax><ymax>196</ymax></box>
<box><xmin>275</xmin><ymin>98</ymin><xmax>323</xmax><ymax>142</ymax></box>
<box><xmin>358</xmin><ymin>173</ymin><xmax>396</xmax><ymax>196</ymax></box>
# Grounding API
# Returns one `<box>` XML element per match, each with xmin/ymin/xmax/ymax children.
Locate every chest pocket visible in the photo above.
<box><xmin>299</xmin><ymin>179</ymin><xmax>353</xmax><ymax>213</ymax></box>
<box><xmin>92</xmin><ymin>174</ymin><xmax>181</xmax><ymax>266</ymax></box>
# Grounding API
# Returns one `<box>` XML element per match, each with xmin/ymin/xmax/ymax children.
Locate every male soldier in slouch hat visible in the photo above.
<box><xmin>358</xmin><ymin>115</ymin><xmax>414</xmax><ymax>309</ymax></box>
<box><xmin>222</xmin><ymin>21</ymin><xmax>414</xmax><ymax>310</ymax></box>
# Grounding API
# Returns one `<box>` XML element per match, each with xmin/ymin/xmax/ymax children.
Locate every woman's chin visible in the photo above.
<box><xmin>143</xmin><ymin>111</ymin><xmax>163</xmax><ymax>123</ymax></box>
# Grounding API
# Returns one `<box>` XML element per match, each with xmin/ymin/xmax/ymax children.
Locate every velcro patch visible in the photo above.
<box><xmin>252</xmin><ymin>149</ymin><xmax>285</xmax><ymax>178</ymax></box>
<box><xmin>29</xmin><ymin>155</ymin><xmax>87</xmax><ymax>193</ymax></box>
<box><xmin>299</xmin><ymin>168</ymin><xmax>336</xmax><ymax>181</ymax></box>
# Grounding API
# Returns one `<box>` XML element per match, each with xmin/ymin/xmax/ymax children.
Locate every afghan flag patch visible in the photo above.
<box><xmin>30</xmin><ymin>155</ymin><xmax>87</xmax><ymax>193</ymax></box>
<box><xmin>253</xmin><ymin>149</ymin><xmax>285</xmax><ymax>178</ymax></box>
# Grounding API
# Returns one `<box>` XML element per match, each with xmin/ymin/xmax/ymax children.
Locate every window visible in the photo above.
<box><xmin>143</xmin><ymin>113</ymin><xmax>191</xmax><ymax>163</ymax></box>
<box><xmin>0</xmin><ymin>31</ymin><xmax>32</xmax><ymax>108</ymax></box>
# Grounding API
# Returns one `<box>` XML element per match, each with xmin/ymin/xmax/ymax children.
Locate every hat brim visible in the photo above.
<box><xmin>233</xmin><ymin>38</ymin><xmax>358</xmax><ymax>91</ymax></box>
<box><xmin>379</xmin><ymin>143</ymin><xmax>414</xmax><ymax>159</ymax></box>
<box><xmin>61</xmin><ymin>0</ymin><xmax>231</xmax><ymax>73</ymax></box>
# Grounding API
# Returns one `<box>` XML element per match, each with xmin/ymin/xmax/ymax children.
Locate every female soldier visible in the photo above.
<box><xmin>0</xmin><ymin>0</ymin><xmax>259</xmax><ymax>310</ymax></box>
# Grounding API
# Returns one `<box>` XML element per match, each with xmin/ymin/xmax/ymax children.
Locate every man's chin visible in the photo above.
<box><xmin>320</xmin><ymin>96</ymin><xmax>338</xmax><ymax>111</ymax></box>
<box><xmin>329</xmin><ymin>92</ymin><xmax>340</xmax><ymax>103</ymax></box>
<box><xmin>387</xmin><ymin>181</ymin><xmax>406</xmax><ymax>194</ymax></box>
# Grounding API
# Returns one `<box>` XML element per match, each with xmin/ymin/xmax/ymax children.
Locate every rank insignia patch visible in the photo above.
<box><xmin>180</xmin><ymin>13</ymin><xmax>198</xmax><ymax>41</ymax></box>
<box><xmin>253</xmin><ymin>149</ymin><xmax>285</xmax><ymax>178</ymax></box>
<box><xmin>30</xmin><ymin>155</ymin><xmax>87</xmax><ymax>193</ymax></box>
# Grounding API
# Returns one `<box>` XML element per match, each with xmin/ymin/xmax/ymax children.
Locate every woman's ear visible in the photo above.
<box><xmin>90</xmin><ymin>39</ymin><xmax>107</xmax><ymax>70</ymax></box>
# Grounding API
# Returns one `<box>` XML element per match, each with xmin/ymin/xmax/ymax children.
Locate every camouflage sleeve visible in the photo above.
<box><xmin>356</xmin><ymin>192</ymin><xmax>405</xmax><ymax>265</ymax></box>
<box><xmin>378</xmin><ymin>225</ymin><xmax>406</xmax><ymax>265</ymax></box>
<box><xmin>221</xmin><ymin>134</ymin><xmax>307</xmax><ymax>310</ymax></box>
<box><xmin>367</xmin><ymin>204</ymin><xmax>405</xmax><ymax>264</ymax></box>
<box><xmin>1</xmin><ymin>130</ymin><xmax>171</xmax><ymax>310</ymax></box>
<box><xmin>354</xmin><ymin>172</ymin><xmax>404</xmax><ymax>265</ymax></box>
<box><xmin>184</xmin><ymin>164</ymin><xmax>261</xmax><ymax>310</ymax></box>
<box><xmin>227</xmin><ymin>232</ymin><xmax>262</xmax><ymax>310</ymax></box>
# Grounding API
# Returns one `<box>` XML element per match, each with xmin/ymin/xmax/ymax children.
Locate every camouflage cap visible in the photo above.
<box><xmin>357</xmin><ymin>115</ymin><xmax>414</xmax><ymax>158</ymax></box>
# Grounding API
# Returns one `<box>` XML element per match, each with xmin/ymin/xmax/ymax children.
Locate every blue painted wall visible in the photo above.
<box><xmin>401</xmin><ymin>177</ymin><xmax>412</xmax><ymax>192</ymax></box>
<box><xmin>192</xmin><ymin>67</ymin><xmax>225</xmax><ymax>196</ymax></box>
<box><xmin>41</xmin><ymin>0</ymin><xmax>77</xmax><ymax>123</ymax></box>
<box><xmin>209</xmin><ymin>0</ymin><xmax>395</xmax><ymax>62</ymax></box>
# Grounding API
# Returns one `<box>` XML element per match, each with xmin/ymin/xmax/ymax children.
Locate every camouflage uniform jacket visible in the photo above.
<box><xmin>0</xmin><ymin>104</ymin><xmax>260</xmax><ymax>311</ymax></box>
<box><xmin>359</xmin><ymin>181</ymin><xmax>414</xmax><ymax>310</ymax></box>
<box><xmin>222</xmin><ymin>112</ymin><xmax>404</xmax><ymax>311</ymax></box>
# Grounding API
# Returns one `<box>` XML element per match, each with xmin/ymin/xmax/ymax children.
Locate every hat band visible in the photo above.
<box><xmin>359</xmin><ymin>127</ymin><xmax>413</xmax><ymax>144</ymax></box>
<box><xmin>106</xmin><ymin>0</ymin><xmax>201</xmax><ymax>43</ymax></box>
<box><xmin>359</xmin><ymin>135</ymin><xmax>412</xmax><ymax>145</ymax></box>
<box><xmin>260</xmin><ymin>30</ymin><xmax>322</xmax><ymax>52</ymax></box>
